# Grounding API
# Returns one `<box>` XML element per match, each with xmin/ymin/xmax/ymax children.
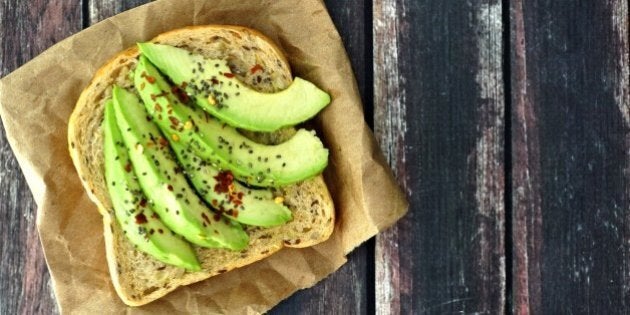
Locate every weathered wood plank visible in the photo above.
<box><xmin>373</xmin><ymin>0</ymin><xmax>408</xmax><ymax>313</ymax></box>
<box><xmin>373</xmin><ymin>0</ymin><xmax>505</xmax><ymax>314</ymax></box>
<box><xmin>271</xmin><ymin>0</ymin><xmax>371</xmax><ymax>313</ymax></box>
<box><xmin>87</xmin><ymin>0</ymin><xmax>148</xmax><ymax>25</ymax></box>
<box><xmin>510</xmin><ymin>1</ymin><xmax>542</xmax><ymax>313</ymax></box>
<box><xmin>0</xmin><ymin>1</ymin><xmax>82</xmax><ymax>315</ymax></box>
<box><xmin>511</xmin><ymin>0</ymin><xmax>630</xmax><ymax>313</ymax></box>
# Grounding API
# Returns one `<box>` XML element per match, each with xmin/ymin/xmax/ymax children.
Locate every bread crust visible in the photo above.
<box><xmin>68</xmin><ymin>25</ymin><xmax>334</xmax><ymax>306</ymax></box>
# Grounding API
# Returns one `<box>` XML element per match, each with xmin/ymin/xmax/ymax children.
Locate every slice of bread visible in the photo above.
<box><xmin>67</xmin><ymin>25</ymin><xmax>335</xmax><ymax>306</ymax></box>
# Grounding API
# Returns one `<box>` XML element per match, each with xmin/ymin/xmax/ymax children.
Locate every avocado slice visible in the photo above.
<box><xmin>134</xmin><ymin>56</ymin><xmax>328</xmax><ymax>187</ymax></box>
<box><xmin>134</xmin><ymin>57</ymin><xmax>292</xmax><ymax>226</ymax></box>
<box><xmin>193</xmin><ymin>115</ymin><xmax>329</xmax><ymax>187</ymax></box>
<box><xmin>138</xmin><ymin>42</ymin><xmax>331</xmax><ymax>132</ymax></box>
<box><xmin>111</xmin><ymin>85</ymin><xmax>249</xmax><ymax>250</ymax></box>
<box><xmin>104</xmin><ymin>99</ymin><xmax>201</xmax><ymax>270</ymax></box>
<box><xmin>170</xmin><ymin>140</ymin><xmax>292</xmax><ymax>227</ymax></box>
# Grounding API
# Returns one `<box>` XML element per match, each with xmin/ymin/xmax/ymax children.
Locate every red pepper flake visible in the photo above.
<box><xmin>143</xmin><ymin>74</ymin><xmax>156</xmax><ymax>83</ymax></box>
<box><xmin>141</xmin><ymin>72</ymin><xmax>156</xmax><ymax>83</ymax></box>
<box><xmin>231</xmin><ymin>197</ymin><xmax>242</xmax><ymax>206</ymax></box>
<box><xmin>213</xmin><ymin>171</ymin><xmax>234</xmax><ymax>193</ymax></box>
<box><xmin>250</xmin><ymin>64</ymin><xmax>263</xmax><ymax>74</ymax></box>
<box><xmin>139</xmin><ymin>199</ymin><xmax>147</xmax><ymax>207</ymax></box>
<box><xmin>135</xmin><ymin>213</ymin><xmax>148</xmax><ymax>224</ymax></box>
<box><xmin>171</xmin><ymin>85</ymin><xmax>189</xmax><ymax>103</ymax></box>
<box><xmin>167</xmin><ymin>185</ymin><xmax>174</xmax><ymax>191</ymax></box>
<box><xmin>229</xmin><ymin>191</ymin><xmax>244</xmax><ymax>206</ymax></box>
<box><xmin>232</xmin><ymin>210</ymin><xmax>239</xmax><ymax>218</ymax></box>
<box><xmin>223</xmin><ymin>72</ymin><xmax>235</xmax><ymax>78</ymax></box>
<box><xmin>211</xmin><ymin>199</ymin><xmax>218</xmax><ymax>206</ymax></box>
<box><xmin>211</xmin><ymin>78</ymin><xmax>219</xmax><ymax>85</ymax></box>
<box><xmin>158</xmin><ymin>137</ymin><xmax>168</xmax><ymax>148</ymax></box>
<box><xmin>213</xmin><ymin>212</ymin><xmax>221</xmax><ymax>222</ymax></box>
<box><xmin>169</xmin><ymin>116</ymin><xmax>180</xmax><ymax>127</ymax></box>
<box><xmin>124</xmin><ymin>163</ymin><xmax>132</xmax><ymax>173</ymax></box>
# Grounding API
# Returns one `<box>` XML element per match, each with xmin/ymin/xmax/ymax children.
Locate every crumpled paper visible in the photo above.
<box><xmin>0</xmin><ymin>0</ymin><xmax>408</xmax><ymax>313</ymax></box>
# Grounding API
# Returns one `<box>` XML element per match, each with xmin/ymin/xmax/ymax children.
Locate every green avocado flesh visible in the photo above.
<box><xmin>111</xmin><ymin>85</ymin><xmax>249</xmax><ymax>250</ymax></box>
<box><xmin>135</xmin><ymin>57</ymin><xmax>292</xmax><ymax>227</ymax></box>
<box><xmin>169</xmin><ymin>140</ymin><xmax>292</xmax><ymax>227</ymax></box>
<box><xmin>134</xmin><ymin>56</ymin><xmax>329</xmax><ymax>187</ymax></box>
<box><xmin>138</xmin><ymin>42</ymin><xmax>331</xmax><ymax>132</ymax></box>
<box><xmin>104</xmin><ymin>100</ymin><xmax>201</xmax><ymax>270</ymax></box>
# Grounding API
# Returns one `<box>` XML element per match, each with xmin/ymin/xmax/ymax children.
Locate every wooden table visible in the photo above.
<box><xmin>1</xmin><ymin>0</ymin><xmax>629</xmax><ymax>314</ymax></box>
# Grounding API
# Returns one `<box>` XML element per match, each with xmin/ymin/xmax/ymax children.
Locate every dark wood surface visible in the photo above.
<box><xmin>374</xmin><ymin>1</ymin><xmax>506</xmax><ymax>314</ymax></box>
<box><xmin>1</xmin><ymin>0</ymin><xmax>629</xmax><ymax>314</ymax></box>
<box><xmin>511</xmin><ymin>0</ymin><xmax>630</xmax><ymax>313</ymax></box>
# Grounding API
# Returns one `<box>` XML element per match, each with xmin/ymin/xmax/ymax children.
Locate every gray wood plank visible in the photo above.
<box><xmin>510</xmin><ymin>0</ymin><xmax>630</xmax><ymax>313</ymax></box>
<box><xmin>0</xmin><ymin>1</ymin><xmax>82</xmax><ymax>315</ymax></box>
<box><xmin>373</xmin><ymin>0</ymin><xmax>506</xmax><ymax>313</ymax></box>
<box><xmin>87</xmin><ymin>0</ymin><xmax>148</xmax><ymax>25</ymax></box>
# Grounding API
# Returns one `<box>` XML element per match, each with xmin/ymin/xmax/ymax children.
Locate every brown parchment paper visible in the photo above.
<box><xmin>0</xmin><ymin>0</ymin><xmax>408</xmax><ymax>313</ymax></box>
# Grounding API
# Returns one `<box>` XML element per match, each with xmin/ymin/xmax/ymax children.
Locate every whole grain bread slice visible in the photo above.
<box><xmin>67</xmin><ymin>25</ymin><xmax>334</xmax><ymax>306</ymax></box>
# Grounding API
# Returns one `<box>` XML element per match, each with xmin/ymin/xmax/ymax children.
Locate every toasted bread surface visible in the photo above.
<box><xmin>68</xmin><ymin>25</ymin><xmax>334</xmax><ymax>306</ymax></box>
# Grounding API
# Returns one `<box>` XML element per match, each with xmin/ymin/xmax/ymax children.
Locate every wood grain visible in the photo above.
<box><xmin>87</xmin><ymin>0</ymin><xmax>148</xmax><ymax>25</ymax></box>
<box><xmin>510</xmin><ymin>0</ymin><xmax>630</xmax><ymax>313</ymax></box>
<box><xmin>373</xmin><ymin>0</ymin><xmax>408</xmax><ymax>314</ymax></box>
<box><xmin>0</xmin><ymin>1</ymin><xmax>82</xmax><ymax>315</ymax></box>
<box><xmin>373</xmin><ymin>0</ymin><xmax>505</xmax><ymax>313</ymax></box>
<box><xmin>510</xmin><ymin>1</ymin><xmax>542</xmax><ymax>313</ymax></box>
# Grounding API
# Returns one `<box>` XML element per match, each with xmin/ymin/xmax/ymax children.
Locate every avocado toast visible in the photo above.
<box><xmin>68</xmin><ymin>25</ymin><xmax>335</xmax><ymax>306</ymax></box>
